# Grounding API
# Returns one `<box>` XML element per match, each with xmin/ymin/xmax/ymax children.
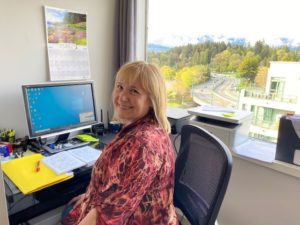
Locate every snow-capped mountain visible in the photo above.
<box><xmin>148</xmin><ymin>34</ymin><xmax>300</xmax><ymax>52</ymax></box>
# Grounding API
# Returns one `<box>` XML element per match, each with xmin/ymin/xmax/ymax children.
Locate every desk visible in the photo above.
<box><xmin>5</xmin><ymin>133</ymin><xmax>115</xmax><ymax>225</ymax></box>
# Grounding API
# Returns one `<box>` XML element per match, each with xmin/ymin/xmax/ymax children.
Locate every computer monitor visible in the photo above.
<box><xmin>22</xmin><ymin>81</ymin><xmax>98</xmax><ymax>142</ymax></box>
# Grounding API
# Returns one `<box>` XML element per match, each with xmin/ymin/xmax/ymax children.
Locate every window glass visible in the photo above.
<box><xmin>147</xmin><ymin>0</ymin><xmax>300</xmax><ymax>143</ymax></box>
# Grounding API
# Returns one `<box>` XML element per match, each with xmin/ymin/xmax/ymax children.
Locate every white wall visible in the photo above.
<box><xmin>219</xmin><ymin>156</ymin><xmax>300</xmax><ymax>225</ymax></box>
<box><xmin>0</xmin><ymin>0</ymin><xmax>118</xmax><ymax>138</ymax></box>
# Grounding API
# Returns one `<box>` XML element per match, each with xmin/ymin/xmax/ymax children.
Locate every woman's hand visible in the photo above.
<box><xmin>68</xmin><ymin>193</ymin><xmax>85</xmax><ymax>208</ymax></box>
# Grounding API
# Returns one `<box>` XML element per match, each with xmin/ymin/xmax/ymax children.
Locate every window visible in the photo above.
<box><xmin>147</xmin><ymin>0</ymin><xmax>300</xmax><ymax>143</ymax></box>
<box><xmin>270</xmin><ymin>77</ymin><xmax>285</xmax><ymax>99</ymax></box>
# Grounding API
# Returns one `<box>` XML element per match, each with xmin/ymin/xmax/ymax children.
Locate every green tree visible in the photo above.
<box><xmin>228</xmin><ymin>53</ymin><xmax>242</xmax><ymax>72</ymax></box>
<box><xmin>191</xmin><ymin>50</ymin><xmax>200</xmax><ymax>66</ymax></box>
<box><xmin>276</xmin><ymin>48</ymin><xmax>291</xmax><ymax>61</ymax></box>
<box><xmin>211</xmin><ymin>50</ymin><xmax>231</xmax><ymax>73</ymax></box>
<box><xmin>237</xmin><ymin>52</ymin><xmax>260</xmax><ymax>82</ymax></box>
<box><xmin>199</xmin><ymin>49</ymin><xmax>209</xmax><ymax>65</ymax></box>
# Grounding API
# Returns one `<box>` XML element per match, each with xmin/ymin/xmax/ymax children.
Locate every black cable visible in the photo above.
<box><xmin>38</xmin><ymin>136</ymin><xmax>47</xmax><ymax>146</ymax></box>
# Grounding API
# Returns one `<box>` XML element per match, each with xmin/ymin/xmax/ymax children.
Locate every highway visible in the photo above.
<box><xmin>191</xmin><ymin>73</ymin><xmax>240</xmax><ymax>108</ymax></box>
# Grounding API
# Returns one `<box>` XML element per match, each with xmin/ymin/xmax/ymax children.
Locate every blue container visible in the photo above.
<box><xmin>0</xmin><ymin>145</ymin><xmax>10</xmax><ymax>157</ymax></box>
<box><xmin>109</xmin><ymin>121</ymin><xmax>122</xmax><ymax>133</ymax></box>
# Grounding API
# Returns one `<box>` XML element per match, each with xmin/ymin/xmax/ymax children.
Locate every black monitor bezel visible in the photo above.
<box><xmin>22</xmin><ymin>80</ymin><xmax>98</xmax><ymax>139</ymax></box>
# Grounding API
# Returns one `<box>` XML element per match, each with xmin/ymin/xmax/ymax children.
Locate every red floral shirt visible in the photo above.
<box><xmin>64</xmin><ymin>114</ymin><xmax>179</xmax><ymax>225</ymax></box>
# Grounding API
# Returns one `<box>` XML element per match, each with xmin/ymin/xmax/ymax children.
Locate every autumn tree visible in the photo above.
<box><xmin>237</xmin><ymin>52</ymin><xmax>260</xmax><ymax>82</ymax></box>
<box><xmin>255</xmin><ymin>66</ymin><xmax>268</xmax><ymax>88</ymax></box>
<box><xmin>160</xmin><ymin>65</ymin><xmax>176</xmax><ymax>80</ymax></box>
<box><xmin>175</xmin><ymin>65</ymin><xmax>209</xmax><ymax>89</ymax></box>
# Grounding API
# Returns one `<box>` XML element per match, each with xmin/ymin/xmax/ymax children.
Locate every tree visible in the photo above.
<box><xmin>276</xmin><ymin>48</ymin><xmax>291</xmax><ymax>61</ymax></box>
<box><xmin>211</xmin><ymin>50</ymin><xmax>231</xmax><ymax>73</ymax></box>
<box><xmin>228</xmin><ymin>53</ymin><xmax>242</xmax><ymax>72</ymax></box>
<box><xmin>191</xmin><ymin>50</ymin><xmax>200</xmax><ymax>66</ymax></box>
<box><xmin>160</xmin><ymin>65</ymin><xmax>175</xmax><ymax>80</ymax></box>
<box><xmin>237</xmin><ymin>52</ymin><xmax>260</xmax><ymax>82</ymax></box>
<box><xmin>255</xmin><ymin>66</ymin><xmax>268</xmax><ymax>88</ymax></box>
<box><xmin>175</xmin><ymin>65</ymin><xmax>210</xmax><ymax>89</ymax></box>
<box><xmin>199</xmin><ymin>49</ymin><xmax>209</xmax><ymax>65</ymax></box>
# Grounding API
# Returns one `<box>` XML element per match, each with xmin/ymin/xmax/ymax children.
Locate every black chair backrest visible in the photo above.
<box><xmin>174</xmin><ymin>124</ymin><xmax>232</xmax><ymax>225</ymax></box>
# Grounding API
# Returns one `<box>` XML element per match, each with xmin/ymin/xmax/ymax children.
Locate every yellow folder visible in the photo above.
<box><xmin>2</xmin><ymin>154</ymin><xmax>73</xmax><ymax>195</ymax></box>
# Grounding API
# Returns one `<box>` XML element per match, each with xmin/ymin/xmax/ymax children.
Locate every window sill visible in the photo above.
<box><xmin>232</xmin><ymin>139</ymin><xmax>300</xmax><ymax>179</ymax></box>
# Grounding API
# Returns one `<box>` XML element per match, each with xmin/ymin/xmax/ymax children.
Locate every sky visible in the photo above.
<box><xmin>148</xmin><ymin>0</ymin><xmax>300</xmax><ymax>46</ymax></box>
<box><xmin>46</xmin><ymin>7</ymin><xmax>66</xmax><ymax>23</ymax></box>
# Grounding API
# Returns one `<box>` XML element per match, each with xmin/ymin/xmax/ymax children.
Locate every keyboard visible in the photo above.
<box><xmin>43</xmin><ymin>138</ymin><xmax>90</xmax><ymax>154</ymax></box>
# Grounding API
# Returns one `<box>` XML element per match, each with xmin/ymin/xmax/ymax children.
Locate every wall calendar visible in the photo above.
<box><xmin>44</xmin><ymin>6</ymin><xmax>90</xmax><ymax>81</ymax></box>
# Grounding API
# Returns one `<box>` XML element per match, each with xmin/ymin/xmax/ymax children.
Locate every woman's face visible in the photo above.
<box><xmin>113</xmin><ymin>79</ymin><xmax>152</xmax><ymax>125</ymax></box>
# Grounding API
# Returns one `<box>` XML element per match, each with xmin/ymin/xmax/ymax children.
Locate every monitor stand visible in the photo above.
<box><xmin>55</xmin><ymin>133</ymin><xmax>70</xmax><ymax>145</ymax></box>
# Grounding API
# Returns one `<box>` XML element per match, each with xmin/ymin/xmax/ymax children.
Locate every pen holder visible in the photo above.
<box><xmin>0</xmin><ymin>129</ymin><xmax>16</xmax><ymax>143</ymax></box>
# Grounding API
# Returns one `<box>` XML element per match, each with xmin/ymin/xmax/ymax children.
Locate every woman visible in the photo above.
<box><xmin>62</xmin><ymin>61</ymin><xmax>178</xmax><ymax>225</ymax></box>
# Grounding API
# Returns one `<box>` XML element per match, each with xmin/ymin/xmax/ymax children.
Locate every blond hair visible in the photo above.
<box><xmin>113</xmin><ymin>61</ymin><xmax>171</xmax><ymax>133</ymax></box>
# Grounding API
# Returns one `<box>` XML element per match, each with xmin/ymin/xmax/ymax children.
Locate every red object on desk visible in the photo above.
<box><xmin>35</xmin><ymin>160</ymin><xmax>41</xmax><ymax>172</ymax></box>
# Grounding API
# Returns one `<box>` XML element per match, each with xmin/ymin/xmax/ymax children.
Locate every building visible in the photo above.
<box><xmin>239</xmin><ymin>61</ymin><xmax>300</xmax><ymax>142</ymax></box>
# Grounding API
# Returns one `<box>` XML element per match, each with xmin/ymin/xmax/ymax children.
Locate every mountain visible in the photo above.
<box><xmin>148</xmin><ymin>34</ymin><xmax>300</xmax><ymax>52</ymax></box>
<box><xmin>147</xmin><ymin>44</ymin><xmax>170</xmax><ymax>53</ymax></box>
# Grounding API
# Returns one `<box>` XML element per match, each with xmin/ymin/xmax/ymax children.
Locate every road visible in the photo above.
<box><xmin>191</xmin><ymin>73</ymin><xmax>240</xmax><ymax>108</ymax></box>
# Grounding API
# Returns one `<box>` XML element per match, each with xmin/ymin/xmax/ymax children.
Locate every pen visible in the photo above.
<box><xmin>36</xmin><ymin>160</ymin><xmax>41</xmax><ymax>172</ymax></box>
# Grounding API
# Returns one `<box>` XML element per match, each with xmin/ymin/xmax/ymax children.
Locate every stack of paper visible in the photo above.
<box><xmin>2</xmin><ymin>154</ymin><xmax>73</xmax><ymax>195</ymax></box>
<box><xmin>42</xmin><ymin>146</ymin><xmax>102</xmax><ymax>175</ymax></box>
<box><xmin>68</xmin><ymin>146</ymin><xmax>102</xmax><ymax>167</ymax></box>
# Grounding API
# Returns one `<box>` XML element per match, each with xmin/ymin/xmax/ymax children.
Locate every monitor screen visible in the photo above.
<box><xmin>22</xmin><ymin>81</ymin><xmax>98</xmax><ymax>139</ymax></box>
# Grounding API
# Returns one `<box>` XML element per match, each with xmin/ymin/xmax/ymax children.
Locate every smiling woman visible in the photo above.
<box><xmin>62</xmin><ymin>61</ymin><xmax>178</xmax><ymax>225</ymax></box>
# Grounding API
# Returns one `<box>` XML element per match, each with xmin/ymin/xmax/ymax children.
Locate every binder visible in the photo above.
<box><xmin>2</xmin><ymin>154</ymin><xmax>73</xmax><ymax>195</ymax></box>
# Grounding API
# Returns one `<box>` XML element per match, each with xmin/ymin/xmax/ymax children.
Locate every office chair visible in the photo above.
<box><xmin>174</xmin><ymin>124</ymin><xmax>232</xmax><ymax>225</ymax></box>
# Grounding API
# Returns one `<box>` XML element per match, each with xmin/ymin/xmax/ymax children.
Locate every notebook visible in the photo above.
<box><xmin>2</xmin><ymin>154</ymin><xmax>73</xmax><ymax>194</ymax></box>
<box><xmin>42</xmin><ymin>146</ymin><xmax>102</xmax><ymax>175</ymax></box>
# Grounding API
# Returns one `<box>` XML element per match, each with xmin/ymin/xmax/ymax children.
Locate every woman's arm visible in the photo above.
<box><xmin>78</xmin><ymin>208</ymin><xmax>97</xmax><ymax>225</ymax></box>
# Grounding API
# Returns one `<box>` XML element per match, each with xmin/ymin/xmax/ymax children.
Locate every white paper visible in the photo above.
<box><xmin>68</xmin><ymin>146</ymin><xmax>102</xmax><ymax>167</ymax></box>
<box><xmin>42</xmin><ymin>151</ymin><xmax>86</xmax><ymax>175</ymax></box>
<box><xmin>42</xmin><ymin>146</ymin><xmax>102</xmax><ymax>174</ymax></box>
<box><xmin>233</xmin><ymin>139</ymin><xmax>276</xmax><ymax>163</ymax></box>
<box><xmin>201</xmin><ymin>105</ymin><xmax>235</xmax><ymax>113</ymax></box>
